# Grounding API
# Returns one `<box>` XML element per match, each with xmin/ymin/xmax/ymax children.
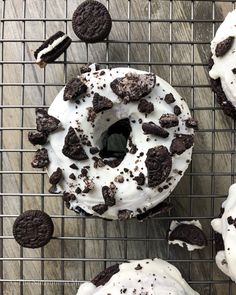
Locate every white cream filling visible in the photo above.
<box><xmin>168</xmin><ymin>220</ymin><xmax>205</xmax><ymax>251</ymax></box>
<box><xmin>46</xmin><ymin>67</ymin><xmax>194</xmax><ymax>220</ymax></box>
<box><xmin>36</xmin><ymin>34</ymin><xmax>67</xmax><ymax>63</ymax></box>
<box><xmin>209</xmin><ymin>9</ymin><xmax>236</xmax><ymax>108</ymax></box>
<box><xmin>76</xmin><ymin>258</ymin><xmax>199</xmax><ymax>295</ymax></box>
<box><xmin>211</xmin><ymin>183</ymin><xmax>236</xmax><ymax>282</ymax></box>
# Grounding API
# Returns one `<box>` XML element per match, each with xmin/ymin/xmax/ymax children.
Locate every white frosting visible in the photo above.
<box><xmin>36</xmin><ymin>34</ymin><xmax>67</xmax><ymax>63</ymax></box>
<box><xmin>46</xmin><ymin>67</ymin><xmax>194</xmax><ymax>220</ymax></box>
<box><xmin>76</xmin><ymin>258</ymin><xmax>199</xmax><ymax>295</ymax></box>
<box><xmin>168</xmin><ymin>220</ymin><xmax>205</xmax><ymax>251</ymax></box>
<box><xmin>211</xmin><ymin>183</ymin><xmax>236</xmax><ymax>281</ymax></box>
<box><xmin>209</xmin><ymin>9</ymin><xmax>236</xmax><ymax>107</ymax></box>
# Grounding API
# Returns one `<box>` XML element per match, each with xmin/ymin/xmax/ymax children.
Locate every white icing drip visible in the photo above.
<box><xmin>36</xmin><ymin>34</ymin><xmax>67</xmax><ymax>63</ymax></box>
<box><xmin>211</xmin><ymin>183</ymin><xmax>236</xmax><ymax>282</ymax></box>
<box><xmin>46</xmin><ymin>67</ymin><xmax>194</xmax><ymax>220</ymax></box>
<box><xmin>76</xmin><ymin>259</ymin><xmax>199</xmax><ymax>295</ymax></box>
<box><xmin>209</xmin><ymin>9</ymin><xmax>236</xmax><ymax>107</ymax></box>
<box><xmin>168</xmin><ymin>220</ymin><xmax>205</xmax><ymax>251</ymax></box>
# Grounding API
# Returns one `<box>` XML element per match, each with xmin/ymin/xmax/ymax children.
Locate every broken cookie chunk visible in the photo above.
<box><xmin>63</xmin><ymin>77</ymin><xmax>87</xmax><ymax>102</ymax></box>
<box><xmin>92</xmin><ymin>93</ymin><xmax>113</xmax><ymax>113</ymax></box>
<box><xmin>31</xmin><ymin>148</ymin><xmax>49</xmax><ymax>168</ymax></box>
<box><xmin>142</xmin><ymin>122</ymin><xmax>169</xmax><ymax>138</ymax></box>
<box><xmin>170</xmin><ymin>134</ymin><xmax>194</xmax><ymax>155</ymax></box>
<box><xmin>36</xmin><ymin>108</ymin><xmax>60</xmax><ymax>134</ymax></box>
<box><xmin>168</xmin><ymin>220</ymin><xmax>207</xmax><ymax>251</ymax></box>
<box><xmin>110</xmin><ymin>72</ymin><xmax>156</xmax><ymax>103</ymax></box>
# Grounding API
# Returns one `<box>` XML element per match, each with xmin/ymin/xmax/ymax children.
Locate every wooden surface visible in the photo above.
<box><xmin>1</xmin><ymin>0</ymin><xmax>236</xmax><ymax>294</ymax></box>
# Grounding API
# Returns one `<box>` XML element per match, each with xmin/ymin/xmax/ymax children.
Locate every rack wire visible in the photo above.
<box><xmin>1</xmin><ymin>0</ymin><xmax>236</xmax><ymax>294</ymax></box>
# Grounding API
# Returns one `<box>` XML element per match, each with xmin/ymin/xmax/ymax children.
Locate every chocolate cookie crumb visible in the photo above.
<box><xmin>92</xmin><ymin>204</ymin><xmax>108</xmax><ymax>215</ymax></box>
<box><xmin>215</xmin><ymin>36</ymin><xmax>234</xmax><ymax>57</ymax></box>
<box><xmin>133</xmin><ymin>172</ymin><xmax>145</xmax><ymax>186</ymax></box>
<box><xmin>87</xmin><ymin>107</ymin><xmax>97</xmax><ymax>123</ymax></box>
<box><xmin>70</xmin><ymin>163</ymin><xmax>79</xmax><ymax>170</ymax></box>
<box><xmin>174</xmin><ymin>105</ymin><xmax>182</xmax><ymax>116</ymax></box>
<box><xmin>69</xmin><ymin>173</ymin><xmax>76</xmax><ymax>180</ymax></box>
<box><xmin>118</xmin><ymin>209</ymin><xmax>133</xmax><ymax>220</ymax></box>
<box><xmin>170</xmin><ymin>134</ymin><xmax>194</xmax><ymax>155</ymax></box>
<box><xmin>13</xmin><ymin>210</ymin><xmax>54</xmax><ymax>248</ymax></box>
<box><xmin>232</xmin><ymin>68</ymin><xmax>236</xmax><ymax>74</ymax></box>
<box><xmin>31</xmin><ymin>148</ymin><xmax>49</xmax><ymax>168</ymax></box>
<box><xmin>62</xmin><ymin>127</ymin><xmax>88</xmax><ymax>160</ymax></box>
<box><xmin>28</xmin><ymin>131</ymin><xmax>48</xmax><ymax>146</ymax></box>
<box><xmin>185</xmin><ymin>118</ymin><xmax>198</xmax><ymax>130</ymax></box>
<box><xmin>102</xmin><ymin>185</ymin><xmax>116</xmax><ymax>206</ymax></box>
<box><xmin>63</xmin><ymin>77</ymin><xmax>87</xmax><ymax>102</ymax></box>
<box><xmin>138</xmin><ymin>99</ymin><xmax>154</xmax><ymax>114</ymax></box>
<box><xmin>159</xmin><ymin>114</ymin><xmax>179</xmax><ymax>128</ymax></box>
<box><xmin>92</xmin><ymin>92</ymin><xmax>113</xmax><ymax>113</ymax></box>
<box><xmin>90</xmin><ymin>147</ymin><xmax>99</xmax><ymax>155</ymax></box>
<box><xmin>135</xmin><ymin>264</ymin><xmax>142</xmax><ymax>270</ymax></box>
<box><xmin>80</xmin><ymin>63</ymin><xmax>100</xmax><ymax>74</ymax></box>
<box><xmin>164</xmin><ymin>93</ymin><xmax>175</xmax><ymax>104</ymax></box>
<box><xmin>49</xmin><ymin>167</ymin><xmax>62</xmax><ymax>185</ymax></box>
<box><xmin>36</xmin><ymin>108</ymin><xmax>60</xmax><ymax>133</ymax></box>
<box><xmin>75</xmin><ymin>187</ymin><xmax>82</xmax><ymax>194</ymax></box>
<box><xmin>145</xmin><ymin>146</ymin><xmax>172</xmax><ymax>187</ymax></box>
<box><xmin>110</xmin><ymin>73</ymin><xmax>156</xmax><ymax>103</ymax></box>
<box><xmin>142</xmin><ymin>122</ymin><xmax>169</xmax><ymax>138</ymax></box>
<box><xmin>91</xmin><ymin>264</ymin><xmax>120</xmax><ymax>287</ymax></box>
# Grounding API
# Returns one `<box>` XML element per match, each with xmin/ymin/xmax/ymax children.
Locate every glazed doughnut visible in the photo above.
<box><xmin>76</xmin><ymin>258</ymin><xmax>199</xmax><ymax>295</ymax></box>
<box><xmin>30</xmin><ymin>66</ymin><xmax>196</xmax><ymax>220</ymax></box>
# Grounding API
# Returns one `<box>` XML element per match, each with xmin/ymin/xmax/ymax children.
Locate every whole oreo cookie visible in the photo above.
<box><xmin>72</xmin><ymin>0</ymin><xmax>112</xmax><ymax>43</ymax></box>
<box><xmin>34</xmin><ymin>31</ymin><xmax>71</xmax><ymax>68</ymax></box>
<box><xmin>13</xmin><ymin>210</ymin><xmax>54</xmax><ymax>248</ymax></box>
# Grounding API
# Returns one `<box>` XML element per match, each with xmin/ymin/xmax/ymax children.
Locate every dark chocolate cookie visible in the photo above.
<box><xmin>13</xmin><ymin>210</ymin><xmax>54</xmax><ymax>248</ymax></box>
<box><xmin>34</xmin><ymin>31</ymin><xmax>71</xmax><ymax>68</ymax></box>
<box><xmin>170</xmin><ymin>134</ymin><xmax>194</xmax><ymax>155</ymax></box>
<box><xmin>169</xmin><ymin>223</ymin><xmax>207</xmax><ymax>248</ymax></box>
<box><xmin>62</xmin><ymin>127</ymin><xmax>88</xmax><ymax>160</ymax></box>
<box><xmin>110</xmin><ymin>73</ymin><xmax>156</xmax><ymax>103</ymax></box>
<box><xmin>63</xmin><ymin>77</ymin><xmax>87</xmax><ymax>102</ymax></box>
<box><xmin>92</xmin><ymin>92</ymin><xmax>113</xmax><ymax>113</ymax></box>
<box><xmin>215</xmin><ymin>36</ymin><xmax>234</xmax><ymax>57</ymax></box>
<box><xmin>137</xmin><ymin>202</ymin><xmax>173</xmax><ymax>221</ymax></box>
<box><xmin>28</xmin><ymin>131</ymin><xmax>48</xmax><ymax>146</ymax></box>
<box><xmin>102</xmin><ymin>185</ymin><xmax>116</xmax><ymax>207</ymax></box>
<box><xmin>142</xmin><ymin>122</ymin><xmax>169</xmax><ymax>138</ymax></box>
<box><xmin>145</xmin><ymin>146</ymin><xmax>172</xmax><ymax>187</ymax></box>
<box><xmin>72</xmin><ymin>0</ymin><xmax>112</xmax><ymax>43</ymax></box>
<box><xmin>36</xmin><ymin>108</ymin><xmax>60</xmax><ymax>134</ymax></box>
<box><xmin>159</xmin><ymin>114</ymin><xmax>179</xmax><ymax>128</ymax></box>
<box><xmin>91</xmin><ymin>264</ymin><xmax>120</xmax><ymax>287</ymax></box>
<box><xmin>31</xmin><ymin>148</ymin><xmax>49</xmax><ymax>168</ymax></box>
<box><xmin>138</xmin><ymin>99</ymin><xmax>154</xmax><ymax>114</ymax></box>
<box><xmin>49</xmin><ymin>167</ymin><xmax>63</xmax><ymax>185</ymax></box>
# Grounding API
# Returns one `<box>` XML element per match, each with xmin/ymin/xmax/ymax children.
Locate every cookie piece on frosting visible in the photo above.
<box><xmin>168</xmin><ymin>220</ymin><xmax>207</xmax><ymax>251</ymax></box>
<box><xmin>209</xmin><ymin>9</ymin><xmax>236</xmax><ymax>119</ymax></box>
<box><xmin>211</xmin><ymin>183</ymin><xmax>236</xmax><ymax>282</ymax></box>
<box><xmin>76</xmin><ymin>258</ymin><xmax>199</xmax><ymax>295</ymax></box>
<box><xmin>30</xmin><ymin>66</ymin><xmax>195</xmax><ymax>220</ymax></box>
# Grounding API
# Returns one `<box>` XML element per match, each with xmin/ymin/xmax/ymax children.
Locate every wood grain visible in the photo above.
<box><xmin>1</xmin><ymin>1</ymin><xmax>236</xmax><ymax>294</ymax></box>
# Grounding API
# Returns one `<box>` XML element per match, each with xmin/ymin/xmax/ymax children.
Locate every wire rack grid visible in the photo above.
<box><xmin>1</xmin><ymin>0</ymin><xmax>236</xmax><ymax>294</ymax></box>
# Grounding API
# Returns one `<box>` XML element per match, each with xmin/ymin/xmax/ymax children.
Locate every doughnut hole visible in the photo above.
<box><xmin>98</xmin><ymin>118</ymin><xmax>132</xmax><ymax>167</ymax></box>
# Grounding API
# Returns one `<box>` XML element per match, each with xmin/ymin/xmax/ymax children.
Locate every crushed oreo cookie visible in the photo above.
<box><xmin>133</xmin><ymin>172</ymin><xmax>145</xmax><ymax>186</ymax></box>
<box><xmin>138</xmin><ymin>99</ymin><xmax>154</xmax><ymax>114</ymax></box>
<box><xmin>170</xmin><ymin>134</ymin><xmax>194</xmax><ymax>155</ymax></box>
<box><xmin>215</xmin><ymin>36</ymin><xmax>234</xmax><ymax>57</ymax></box>
<box><xmin>80</xmin><ymin>63</ymin><xmax>100</xmax><ymax>74</ymax></box>
<box><xmin>91</xmin><ymin>264</ymin><xmax>120</xmax><ymax>287</ymax></box>
<box><xmin>36</xmin><ymin>108</ymin><xmax>60</xmax><ymax>133</ymax></box>
<box><xmin>174</xmin><ymin>105</ymin><xmax>182</xmax><ymax>116</ymax></box>
<box><xmin>169</xmin><ymin>223</ymin><xmax>207</xmax><ymax>248</ymax></box>
<box><xmin>49</xmin><ymin>167</ymin><xmax>62</xmax><ymax>185</ymax></box>
<box><xmin>110</xmin><ymin>72</ymin><xmax>156</xmax><ymax>103</ymax></box>
<box><xmin>164</xmin><ymin>93</ymin><xmax>175</xmax><ymax>104</ymax></box>
<box><xmin>28</xmin><ymin>131</ymin><xmax>48</xmax><ymax>146</ymax></box>
<box><xmin>102</xmin><ymin>185</ymin><xmax>116</xmax><ymax>206</ymax></box>
<box><xmin>92</xmin><ymin>92</ymin><xmax>113</xmax><ymax>113</ymax></box>
<box><xmin>89</xmin><ymin>146</ymin><xmax>100</xmax><ymax>155</ymax></box>
<box><xmin>70</xmin><ymin>163</ymin><xmax>79</xmax><ymax>170</ymax></box>
<box><xmin>142</xmin><ymin>122</ymin><xmax>169</xmax><ymax>138</ymax></box>
<box><xmin>31</xmin><ymin>148</ymin><xmax>49</xmax><ymax>168</ymax></box>
<box><xmin>62</xmin><ymin>127</ymin><xmax>88</xmax><ymax>160</ymax></box>
<box><xmin>118</xmin><ymin>209</ymin><xmax>133</xmax><ymax>220</ymax></box>
<box><xmin>185</xmin><ymin>118</ymin><xmax>198</xmax><ymax>130</ymax></box>
<box><xmin>92</xmin><ymin>204</ymin><xmax>108</xmax><ymax>215</ymax></box>
<box><xmin>145</xmin><ymin>146</ymin><xmax>172</xmax><ymax>187</ymax></box>
<box><xmin>159</xmin><ymin>114</ymin><xmax>179</xmax><ymax>128</ymax></box>
<box><xmin>63</xmin><ymin>192</ymin><xmax>76</xmax><ymax>209</ymax></box>
<box><xmin>63</xmin><ymin>77</ymin><xmax>87</xmax><ymax>102</ymax></box>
